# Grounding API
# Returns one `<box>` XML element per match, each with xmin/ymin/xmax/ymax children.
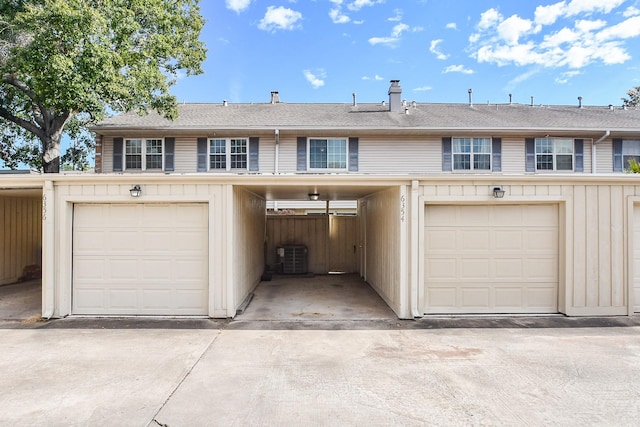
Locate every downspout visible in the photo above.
<box><xmin>592</xmin><ymin>130</ymin><xmax>610</xmax><ymax>174</ymax></box>
<box><xmin>274</xmin><ymin>129</ymin><xmax>280</xmax><ymax>174</ymax></box>
<box><xmin>410</xmin><ymin>180</ymin><xmax>421</xmax><ymax>318</ymax></box>
<box><xmin>42</xmin><ymin>180</ymin><xmax>55</xmax><ymax>319</ymax></box>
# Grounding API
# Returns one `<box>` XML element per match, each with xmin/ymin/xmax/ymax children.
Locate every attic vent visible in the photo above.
<box><xmin>270</xmin><ymin>91</ymin><xmax>280</xmax><ymax>104</ymax></box>
<box><xmin>223</xmin><ymin>99</ymin><xmax>228</xmax><ymax>106</ymax></box>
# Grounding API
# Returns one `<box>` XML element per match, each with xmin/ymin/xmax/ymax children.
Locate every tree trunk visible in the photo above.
<box><xmin>41</xmin><ymin>133</ymin><xmax>61</xmax><ymax>173</ymax></box>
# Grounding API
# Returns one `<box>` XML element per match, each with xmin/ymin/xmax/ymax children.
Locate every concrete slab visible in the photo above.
<box><xmin>237</xmin><ymin>274</ymin><xmax>396</xmax><ymax>321</ymax></box>
<box><xmin>0</xmin><ymin>319</ymin><xmax>639</xmax><ymax>426</ymax></box>
<box><xmin>0</xmin><ymin>280</ymin><xmax>41</xmax><ymax>321</ymax></box>
<box><xmin>153</xmin><ymin>326</ymin><xmax>640</xmax><ymax>426</ymax></box>
<box><xmin>0</xmin><ymin>328</ymin><xmax>221</xmax><ymax>426</ymax></box>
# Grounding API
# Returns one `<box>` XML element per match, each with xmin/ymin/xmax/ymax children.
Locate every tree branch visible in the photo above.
<box><xmin>0</xmin><ymin>104</ymin><xmax>44</xmax><ymax>140</ymax></box>
<box><xmin>2</xmin><ymin>73</ymin><xmax>49</xmax><ymax>126</ymax></box>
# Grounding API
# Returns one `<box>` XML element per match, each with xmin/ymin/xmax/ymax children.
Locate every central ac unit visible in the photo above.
<box><xmin>276</xmin><ymin>245</ymin><xmax>308</xmax><ymax>274</ymax></box>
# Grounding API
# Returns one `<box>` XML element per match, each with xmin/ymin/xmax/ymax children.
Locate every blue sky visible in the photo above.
<box><xmin>171</xmin><ymin>0</ymin><xmax>640</xmax><ymax>106</ymax></box>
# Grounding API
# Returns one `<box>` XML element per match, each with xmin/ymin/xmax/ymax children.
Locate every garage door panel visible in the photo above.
<box><xmin>461</xmin><ymin>288</ymin><xmax>490</xmax><ymax>308</ymax></box>
<box><xmin>460</xmin><ymin>231</ymin><xmax>490</xmax><ymax>250</ymax></box>
<box><xmin>495</xmin><ymin>288</ymin><xmax>523</xmax><ymax>308</ymax></box>
<box><xmin>73</xmin><ymin>203</ymin><xmax>208</xmax><ymax>315</ymax></box>
<box><xmin>424</xmin><ymin>204</ymin><xmax>558</xmax><ymax>314</ymax></box>
<box><xmin>460</xmin><ymin>259</ymin><xmax>489</xmax><ymax>279</ymax></box>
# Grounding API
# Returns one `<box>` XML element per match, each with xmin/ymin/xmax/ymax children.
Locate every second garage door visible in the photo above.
<box><xmin>73</xmin><ymin>203</ymin><xmax>209</xmax><ymax>316</ymax></box>
<box><xmin>423</xmin><ymin>204</ymin><xmax>559</xmax><ymax>314</ymax></box>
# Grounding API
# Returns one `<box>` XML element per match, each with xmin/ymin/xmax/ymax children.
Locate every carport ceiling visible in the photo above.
<box><xmin>240</xmin><ymin>183</ymin><xmax>393</xmax><ymax>200</ymax></box>
<box><xmin>0</xmin><ymin>188</ymin><xmax>42</xmax><ymax>198</ymax></box>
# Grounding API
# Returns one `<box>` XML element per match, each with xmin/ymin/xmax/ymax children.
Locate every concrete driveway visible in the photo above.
<box><xmin>1</xmin><ymin>317</ymin><xmax>640</xmax><ymax>426</ymax></box>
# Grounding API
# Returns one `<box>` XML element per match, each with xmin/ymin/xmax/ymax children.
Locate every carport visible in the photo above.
<box><xmin>237</xmin><ymin>177</ymin><xmax>410</xmax><ymax>319</ymax></box>
<box><xmin>0</xmin><ymin>178</ymin><xmax>43</xmax><ymax>320</ymax></box>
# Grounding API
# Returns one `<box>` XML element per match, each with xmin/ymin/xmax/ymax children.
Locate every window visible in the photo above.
<box><xmin>452</xmin><ymin>137</ymin><xmax>491</xmax><ymax>170</ymax></box>
<box><xmin>124</xmin><ymin>139</ymin><xmax>163</xmax><ymax>170</ymax></box>
<box><xmin>209</xmin><ymin>138</ymin><xmax>247</xmax><ymax>171</ymax></box>
<box><xmin>309</xmin><ymin>138</ymin><xmax>347</xmax><ymax>169</ymax></box>
<box><xmin>622</xmin><ymin>140</ymin><xmax>640</xmax><ymax>168</ymax></box>
<box><xmin>535</xmin><ymin>138</ymin><xmax>573</xmax><ymax>171</ymax></box>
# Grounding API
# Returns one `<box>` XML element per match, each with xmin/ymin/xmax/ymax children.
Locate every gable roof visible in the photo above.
<box><xmin>93</xmin><ymin>102</ymin><xmax>640</xmax><ymax>135</ymax></box>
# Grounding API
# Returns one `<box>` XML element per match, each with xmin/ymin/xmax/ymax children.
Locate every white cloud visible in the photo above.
<box><xmin>564</xmin><ymin>0</ymin><xmax>626</xmax><ymax>17</ymax></box>
<box><xmin>369</xmin><ymin>22</ymin><xmax>413</xmax><ymax>46</ymax></box>
<box><xmin>329</xmin><ymin>8</ymin><xmax>350</xmax><ymax>24</ymax></box>
<box><xmin>226</xmin><ymin>0</ymin><xmax>252</xmax><ymax>13</ymax></box>
<box><xmin>596</xmin><ymin>15</ymin><xmax>640</xmax><ymax>40</ymax></box>
<box><xmin>446</xmin><ymin>22</ymin><xmax>458</xmax><ymax>30</ymax></box>
<box><xmin>623</xmin><ymin>6</ymin><xmax>640</xmax><ymax>17</ymax></box>
<box><xmin>368</xmin><ymin>36</ymin><xmax>397</xmax><ymax>46</ymax></box>
<box><xmin>388</xmin><ymin>9</ymin><xmax>402</xmax><ymax>22</ymax></box>
<box><xmin>303</xmin><ymin>69</ymin><xmax>326</xmax><ymax>88</ymax></box>
<box><xmin>497</xmin><ymin>15</ymin><xmax>537</xmax><ymax>45</ymax></box>
<box><xmin>347</xmin><ymin>0</ymin><xmax>383</xmax><ymax>12</ymax></box>
<box><xmin>362</xmin><ymin>74</ymin><xmax>384</xmax><ymax>81</ymax></box>
<box><xmin>443</xmin><ymin>65</ymin><xmax>474</xmax><ymax>74</ymax></box>
<box><xmin>534</xmin><ymin>2</ymin><xmax>566</xmax><ymax>26</ymax></box>
<box><xmin>430</xmin><ymin>39</ymin><xmax>449</xmax><ymax>60</ymax></box>
<box><xmin>477</xmin><ymin>8</ymin><xmax>502</xmax><ymax>30</ymax></box>
<box><xmin>258</xmin><ymin>6</ymin><xmax>302</xmax><ymax>32</ymax></box>
<box><xmin>391</xmin><ymin>23</ymin><xmax>409</xmax><ymax>38</ymax></box>
<box><xmin>555</xmin><ymin>70</ymin><xmax>582</xmax><ymax>84</ymax></box>
<box><xmin>413</xmin><ymin>86</ymin><xmax>432</xmax><ymax>92</ymax></box>
<box><xmin>470</xmin><ymin>2</ymin><xmax>640</xmax><ymax>70</ymax></box>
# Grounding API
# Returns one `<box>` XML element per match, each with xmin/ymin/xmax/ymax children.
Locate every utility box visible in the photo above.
<box><xmin>276</xmin><ymin>245</ymin><xmax>308</xmax><ymax>274</ymax></box>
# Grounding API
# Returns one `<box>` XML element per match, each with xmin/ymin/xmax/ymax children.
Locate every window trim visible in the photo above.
<box><xmin>622</xmin><ymin>140</ymin><xmax>640</xmax><ymax>169</ymax></box>
<box><xmin>534</xmin><ymin>137</ymin><xmax>574</xmax><ymax>171</ymax></box>
<box><xmin>207</xmin><ymin>137</ymin><xmax>249</xmax><ymax>172</ymax></box>
<box><xmin>123</xmin><ymin>138</ymin><xmax>164</xmax><ymax>171</ymax></box>
<box><xmin>451</xmin><ymin>137</ymin><xmax>492</xmax><ymax>172</ymax></box>
<box><xmin>307</xmin><ymin>137</ymin><xmax>348</xmax><ymax>171</ymax></box>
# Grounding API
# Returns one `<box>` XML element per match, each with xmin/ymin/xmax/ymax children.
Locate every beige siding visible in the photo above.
<box><xmin>420</xmin><ymin>180</ymin><xmax>637</xmax><ymax>316</ymax></box>
<box><xmin>568</xmin><ymin>184</ymin><xmax>626</xmax><ymax>313</ymax></box>
<box><xmin>232</xmin><ymin>187</ymin><xmax>266</xmax><ymax>312</ymax></box>
<box><xmin>362</xmin><ymin>187</ymin><xmax>402</xmax><ymax>314</ymax></box>
<box><xmin>0</xmin><ymin>196</ymin><xmax>42</xmax><ymax>285</ymax></box>
<box><xmin>102</xmin><ymin>136</ymin><xmax>114</xmax><ymax>173</ymax></box>
<box><xmin>260</xmin><ymin>136</ymin><xmax>276</xmax><ymax>173</ymax></box>
<box><xmin>277</xmin><ymin>138</ymin><xmax>298</xmax><ymax>173</ymax></box>
<box><xmin>596</xmin><ymin>140</ymin><xmax>613</xmax><ymax>173</ymax></box>
<box><xmin>359</xmin><ymin>136</ymin><xmax>438</xmax><ymax>174</ymax></box>
<box><xmin>266</xmin><ymin>216</ymin><xmax>328</xmax><ymax>273</ymax></box>
<box><xmin>502</xmin><ymin>138</ymin><xmax>526</xmax><ymax>173</ymax></box>
<box><xmin>174</xmin><ymin>137</ymin><xmax>198</xmax><ymax>173</ymax></box>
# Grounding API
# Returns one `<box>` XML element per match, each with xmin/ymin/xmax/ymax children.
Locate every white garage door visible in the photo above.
<box><xmin>73</xmin><ymin>203</ymin><xmax>208</xmax><ymax>315</ymax></box>
<box><xmin>423</xmin><ymin>204</ymin><xmax>558</xmax><ymax>314</ymax></box>
<box><xmin>633</xmin><ymin>206</ymin><xmax>640</xmax><ymax>313</ymax></box>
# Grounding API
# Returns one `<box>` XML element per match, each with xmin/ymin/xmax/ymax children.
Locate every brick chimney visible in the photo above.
<box><xmin>388</xmin><ymin>80</ymin><xmax>402</xmax><ymax>112</ymax></box>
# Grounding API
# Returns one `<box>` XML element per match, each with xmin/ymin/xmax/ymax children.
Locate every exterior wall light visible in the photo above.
<box><xmin>308</xmin><ymin>193</ymin><xmax>320</xmax><ymax>201</ymax></box>
<box><xmin>492</xmin><ymin>186</ymin><xmax>505</xmax><ymax>198</ymax></box>
<box><xmin>129</xmin><ymin>185</ymin><xmax>142</xmax><ymax>197</ymax></box>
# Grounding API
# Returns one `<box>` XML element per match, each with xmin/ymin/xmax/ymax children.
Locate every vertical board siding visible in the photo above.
<box><xmin>0</xmin><ymin>197</ymin><xmax>42</xmax><ymax>285</ymax></box>
<box><xmin>233</xmin><ymin>187</ymin><xmax>266</xmax><ymax>310</ymax></box>
<box><xmin>328</xmin><ymin>216</ymin><xmax>359</xmax><ymax>273</ymax></box>
<box><xmin>266</xmin><ymin>216</ymin><xmax>328</xmax><ymax>273</ymax></box>
<box><xmin>363</xmin><ymin>187</ymin><xmax>401</xmax><ymax>313</ymax></box>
